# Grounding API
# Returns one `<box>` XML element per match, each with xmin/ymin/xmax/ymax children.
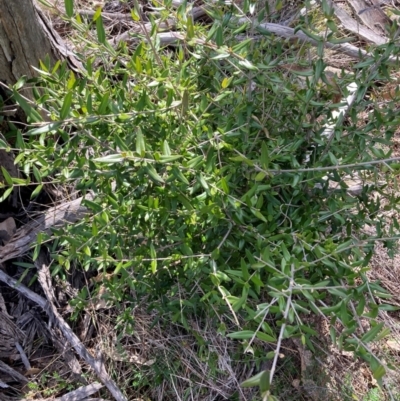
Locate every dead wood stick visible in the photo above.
<box><xmin>115</xmin><ymin>20</ymin><xmax>397</xmax><ymax>63</ymax></box>
<box><xmin>326</xmin><ymin>0</ymin><xmax>386</xmax><ymax>45</ymax></box>
<box><xmin>57</xmin><ymin>382</ymin><xmax>104</xmax><ymax>401</ymax></box>
<box><xmin>139</xmin><ymin>0</ymin><xmax>399</xmax><ymax>63</ymax></box>
<box><xmin>0</xmin><ymin>192</ymin><xmax>94</xmax><ymax>264</ymax></box>
<box><xmin>50</xmin><ymin>328</ymin><xmax>83</xmax><ymax>376</ymax></box>
<box><xmin>0</xmin><ymin>359</ymin><xmax>29</xmax><ymax>383</ymax></box>
<box><xmin>347</xmin><ymin>0</ymin><xmax>390</xmax><ymax>35</ymax></box>
<box><xmin>78</xmin><ymin>10</ymin><xmax>133</xmax><ymax>21</ymax></box>
<box><xmin>238</xmin><ymin>20</ymin><xmax>395</xmax><ymax>61</ymax></box>
<box><xmin>15</xmin><ymin>341</ymin><xmax>31</xmax><ymax>371</ymax></box>
<box><xmin>39</xmin><ymin>250</ymin><xmax>127</xmax><ymax>401</ymax></box>
<box><xmin>0</xmin><ymin>266</ymin><xmax>127</xmax><ymax>401</ymax></box>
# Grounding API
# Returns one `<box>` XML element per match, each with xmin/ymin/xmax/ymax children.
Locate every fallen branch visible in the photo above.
<box><xmin>0</xmin><ymin>192</ymin><xmax>93</xmax><ymax>263</ymax></box>
<box><xmin>36</xmin><ymin>250</ymin><xmax>127</xmax><ymax>401</ymax></box>
<box><xmin>0</xmin><ymin>359</ymin><xmax>28</xmax><ymax>384</ymax></box>
<box><xmin>326</xmin><ymin>0</ymin><xmax>386</xmax><ymax>45</ymax></box>
<box><xmin>347</xmin><ymin>0</ymin><xmax>390</xmax><ymax>36</ymax></box>
<box><xmin>15</xmin><ymin>341</ymin><xmax>31</xmax><ymax>371</ymax></box>
<box><xmin>57</xmin><ymin>382</ymin><xmax>104</xmax><ymax>401</ymax></box>
<box><xmin>0</xmin><ymin>259</ymin><xmax>127</xmax><ymax>401</ymax></box>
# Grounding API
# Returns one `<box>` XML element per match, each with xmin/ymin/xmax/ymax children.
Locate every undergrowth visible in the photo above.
<box><xmin>3</xmin><ymin>0</ymin><xmax>400</xmax><ymax>399</ymax></box>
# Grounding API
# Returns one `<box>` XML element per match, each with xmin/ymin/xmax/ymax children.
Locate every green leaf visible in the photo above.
<box><xmin>60</xmin><ymin>91</ymin><xmax>72</xmax><ymax>120</ymax></box>
<box><xmin>215</xmin><ymin>26</ymin><xmax>223</xmax><ymax>46</ymax></box>
<box><xmin>255</xmin><ymin>172</ymin><xmax>266</xmax><ymax>181</ymax></box>
<box><xmin>227</xmin><ymin>330</ymin><xmax>255</xmax><ymax>339</ymax></box>
<box><xmin>31</xmin><ymin>184</ymin><xmax>43</xmax><ymax>199</ymax></box>
<box><xmin>98</xmin><ymin>92</ymin><xmax>109</xmax><ymax>115</ymax></box>
<box><xmin>65</xmin><ymin>0</ymin><xmax>74</xmax><ymax>17</ymax></box>
<box><xmin>159</xmin><ymin>155</ymin><xmax>183</xmax><ymax>163</ymax></box>
<box><xmin>130</xmin><ymin>7</ymin><xmax>140</xmax><ymax>21</ymax></box>
<box><xmin>150</xmin><ymin>243</ymin><xmax>157</xmax><ymax>274</ymax></box>
<box><xmin>299</xmin><ymin>27</ymin><xmax>323</xmax><ymax>42</ymax></box>
<box><xmin>198</xmin><ymin>174</ymin><xmax>209</xmax><ymax>190</ymax></box>
<box><xmin>93</xmin><ymin>154</ymin><xmax>124</xmax><ymax>163</ymax></box>
<box><xmin>186</xmin><ymin>15</ymin><xmax>194</xmax><ymax>39</ymax></box>
<box><xmin>32</xmin><ymin>165</ymin><xmax>42</xmax><ymax>184</ymax></box>
<box><xmin>241</xmin><ymin>370</ymin><xmax>266</xmax><ymax>388</ymax></box>
<box><xmin>252</xmin><ymin>210</ymin><xmax>268</xmax><ymax>222</ymax></box>
<box><xmin>261</xmin><ymin>141</ymin><xmax>269</xmax><ymax>169</ymax></box>
<box><xmin>0</xmin><ymin>137</ymin><xmax>9</xmax><ymax>150</ymax></box>
<box><xmin>83</xmin><ymin>199</ymin><xmax>103</xmax><ymax>213</ymax></box>
<box><xmin>256</xmin><ymin>332</ymin><xmax>276</xmax><ymax>342</ymax></box>
<box><xmin>238</xmin><ymin>59</ymin><xmax>258</xmax><ymax>70</ymax></box>
<box><xmin>375</xmin><ymin>327</ymin><xmax>391</xmax><ymax>341</ymax></box>
<box><xmin>372</xmin><ymin>364</ymin><xmax>386</xmax><ymax>381</ymax></box>
<box><xmin>136</xmin><ymin>128</ymin><xmax>146</xmax><ymax>156</ymax></box>
<box><xmin>361</xmin><ymin>323</ymin><xmax>384</xmax><ymax>343</ymax></box>
<box><xmin>1</xmin><ymin>167</ymin><xmax>13</xmax><ymax>186</ymax></box>
<box><xmin>0</xmin><ymin>187</ymin><xmax>13</xmax><ymax>203</ymax></box>
<box><xmin>162</xmin><ymin>140</ymin><xmax>171</xmax><ymax>156</ymax></box>
<box><xmin>177</xmin><ymin>194</ymin><xmax>193</xmax><ymax>210</ymax></box>
<box><xmin>186</xmin><ymin>155</ymin><xmax>204</xmax><ymax>169</ymax></box>
<box><xmin>96</xmin><ymin>14</ymin><xmax>106</xmax><ymax>44</ymax></box>
<box><xmin>173</xmin><ymin>168</ymin><xmax>189</xmax><ymax>185</ymax></box>
<box><xmin>146</xmin><ymin>165</ymin><xmax>165</xmax><ymax>184</ymax></box>
<box><xmin>13</xmin><ymin>91</ymin><xmax>42</xmax><ymax>122</ymax></box>
<box><xmin>27</xmin><ymin>122</ymin><xmax>62</xmax><ymax>136</ymax></box>
<box><xmin>220</xmin><ymin>177</ymin><xmax>229</xmax><ymax>194</ymax></box>
<box><xmin>259</xmin><ymin>370</ymin><xmax>270</xmax><ymax>393</ymax></box>
<box><xmin>314</xmin><ymin>58</ymin><xmax>325</xmax><ymax>81</ymax></box>
<box><xmin>378</xmin><ymin>304</ymin><xmax>400</xmax><ymax>311</ymax></box>
<box><xmin>14</xmin><ymin>76</ymin><xmax>27</xmax><ymax>91</ymax></box>
<box><xmin>114</xmin><ymin>134</ymin><xmax>130</xmax><ymax>152</ymax></box>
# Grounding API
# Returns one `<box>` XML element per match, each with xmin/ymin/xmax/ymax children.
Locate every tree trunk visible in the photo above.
<box><xmin>0</xmin><ymin>0</ymin><xmax>58</xmax><ymax>86</ymax></box>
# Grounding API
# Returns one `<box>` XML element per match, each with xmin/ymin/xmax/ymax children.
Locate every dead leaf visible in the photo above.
<box><xmin>386</xmin><ymin>340</ymin><xmax>400</xmax><ymax>352</ymax></box>
<box><xmin>24</xmin><ymin>367</ymin><xmax>41</xmax><ymax>376</ymax></box>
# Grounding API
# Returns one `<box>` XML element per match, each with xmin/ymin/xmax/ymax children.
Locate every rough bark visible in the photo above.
<box><xmin>0</xmin><ymin>0</ymin><xmax>57</xmax><ymax>87</ymax></box>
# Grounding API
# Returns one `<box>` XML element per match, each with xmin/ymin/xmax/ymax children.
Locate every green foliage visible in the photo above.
<box><xmin>9</xmin><ymin>1</ymin><xmax>400</xmax><ymax>398</ymax></box>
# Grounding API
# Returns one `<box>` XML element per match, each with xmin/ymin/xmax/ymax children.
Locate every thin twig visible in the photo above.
<box><xmin>233</xmin><ymin>152</ymin><xmax>400</xmax><ymax>174</ymax></box>
<box><xmin>269</xmin><ymin>264</ymin><xmax>294</xmax><ymax>385</ymax></box>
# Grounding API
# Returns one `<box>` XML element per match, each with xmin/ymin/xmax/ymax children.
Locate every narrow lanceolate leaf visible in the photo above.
<box><xmin>186</xmin><ymin>15</ymin><xmax>194</xmax><ymax>39</ymax></box>
<box><xmin>361</xmin><ymin>323</ymin><xmax>385</xmax><ymax>343</ymax></box>
<box><xmin>96</xmin><ymin>14</ymin><xmax>106</xmax><ymax>44</ymax></box>
<box><xmin>93</xmin><ymin>154</ymin><xmax>124</xmax><ymax>163</ymax></box>
<box><xmin>261</xmin><ymin>141</ymin><xmax>269</xmax><ymax>169</ymax></box>
<box><xmin>65</xmin><ymin>0</ymin><xmax>74</xmax><ymax>17</ymax></box>
<box><xmin>372</xmin><ymin>364</ymin><xmax>386</xmax><ymax>381</ymax></box>
<box><xmin>0</xmin><ymin>187</ymin><xmax>13</xmax><ymax>203</ymax></box>
<box><xmin>136</xmin><ymin>128</ymin><xmax>146</xmax><ymax>155</ymax></box>
<box><xmin>146</xmin><ymin>165</ymin><xmax>165</xmax><ymax>184</ymax></box>
<box><xmin>240</xmin><ymin>370</ymin><xmax>266</xmax><ymax>388</ymax></box>
<box><xmin>259</xmin><ymin>370</ymin><xmax>270</xmax><ymax>393</ymax></box>
<box><xmin>159</xmin><ymin>155</ymin><xmax>183</xmax><ymax>163</ymax></box>
<box><xmin>1</xmin><ymin>167</ymin><xmax>13</xmax><ymax>186</ymax></box>
<box><xmin>27</xmin><ymin>122</ymin><xmax>62</xmax><ymax>136</ymax></box>
<box><xmin>60</xmin><ymin>91</ymin><xmax>72</xmax><ymax>120</ymax></box>
<box><xmin>162</xmin><ymin>140</ymin><xmax>171</xmax><ymax>156</ymax></box>
<box><xmin>150</xmin><ymin>243</ymin><xmax>157</xmax><ymax>274</ymax></box>
<box><xmin>227</xmin><ymin>330</ymin><xmax>254</xmax><ymax>339</ymax></box>
<box><xmin>256</xmin><ymin>332</ymin><xmax>276</xmax><ymax>342</ymax></box>
<box><xmin>13</xmin><ymin>91</ymin><xmax>42</xmax><ymax>122</ymax></box>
